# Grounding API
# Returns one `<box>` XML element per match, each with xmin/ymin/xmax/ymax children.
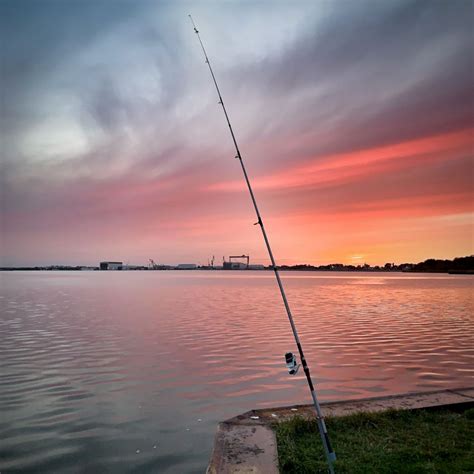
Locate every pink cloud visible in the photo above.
<box><xmin>206</xmin><ymin>128</ymin><xmax>473</xmax><ymax>192</ymax></box>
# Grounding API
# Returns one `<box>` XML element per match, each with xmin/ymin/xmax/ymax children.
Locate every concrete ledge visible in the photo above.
<box><xmin>206</xmin><ymin>387</ymin><xmax>474</xmax><ymax>473</ymax></box>
<box><xmin>206</xmin><ymin>423</ymin><xmax>278</xmax><ymax>474</ymax></box>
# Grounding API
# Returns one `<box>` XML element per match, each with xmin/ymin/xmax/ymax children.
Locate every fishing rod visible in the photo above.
<box><xmin>188</xmin><ymin>15</ymin><xmax>336</xmax><ymax>473</ymax></box>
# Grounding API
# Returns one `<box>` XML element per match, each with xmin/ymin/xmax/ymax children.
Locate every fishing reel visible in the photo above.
<box><xmin>285</xmin><ymin>352</ymin><xmax>300</xmax><ymax>375</ymax></box>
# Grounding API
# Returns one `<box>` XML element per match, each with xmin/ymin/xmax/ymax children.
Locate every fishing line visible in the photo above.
<box><xmin>189</xmin><ymin>15</ymin><xmax>336</xmax><ymax>473</ymax></box>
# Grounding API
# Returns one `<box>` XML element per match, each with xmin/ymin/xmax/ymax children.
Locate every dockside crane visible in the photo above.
<box><xmin>229</xmin><ymin>255</ymin><xmax>249</xmax><ymax>268</ymax></box>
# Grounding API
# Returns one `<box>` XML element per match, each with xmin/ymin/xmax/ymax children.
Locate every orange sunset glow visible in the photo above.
<box><xmin>1</xmin><ymin>1</ymin><xmax>472</xmax><ymax>267</ymax></box>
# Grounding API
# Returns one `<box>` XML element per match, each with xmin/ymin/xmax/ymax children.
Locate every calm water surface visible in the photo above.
<box><xmin>1</xmin><ymin>271</ymin><xmax>473</xmax><ymax>473</ymax></box>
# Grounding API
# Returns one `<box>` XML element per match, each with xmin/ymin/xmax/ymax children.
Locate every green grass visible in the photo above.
<box><xmin>275</xmin><ymin>407</ymin><xmax>474</xmax><ymax>473</ymax></box>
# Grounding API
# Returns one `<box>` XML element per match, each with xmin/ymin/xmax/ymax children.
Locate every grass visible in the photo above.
<box><xmin>275</xmin><ymin>407</ymin><xmax>474</xmax><ymax>473</ymax></box>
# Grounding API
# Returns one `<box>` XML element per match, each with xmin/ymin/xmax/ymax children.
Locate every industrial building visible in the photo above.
<box><xmin>176</xmin><ymin>263</ymin><xmax>197</xmax><ymax>270</ymax></box>
<box><xmin>100</xmin><ymin>261</ymin><xmax>123</xmax><ymax>270</ymax></box>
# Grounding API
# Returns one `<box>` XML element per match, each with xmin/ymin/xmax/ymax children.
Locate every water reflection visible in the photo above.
<box><xmin>0</xmin><ymin>271</ymin><xmax>473</xmax><ymax>473</ymax></box>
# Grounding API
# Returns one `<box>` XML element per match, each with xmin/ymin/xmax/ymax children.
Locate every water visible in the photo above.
<box><xmin>1</xmin><ymin>271</ymin><xmax>473</xmax><ymax>473</ymax></box>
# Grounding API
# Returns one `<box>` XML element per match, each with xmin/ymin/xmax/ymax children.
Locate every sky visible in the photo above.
<box><xmin>1</xmin><ymin>0</ymin><xmax>472</xmax><ymax>267</ymax></box>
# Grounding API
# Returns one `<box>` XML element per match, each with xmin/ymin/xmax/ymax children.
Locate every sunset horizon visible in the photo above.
<box><xmin>2</xmin><ymin>1</ymin><xmax>472</xmax><ymax>267</ymax></box>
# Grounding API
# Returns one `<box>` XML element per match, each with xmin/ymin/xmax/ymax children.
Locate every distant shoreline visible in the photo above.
<box><xmin>0</xmin><ymin>267</ymin><xmax>474</xmax><ymax>275</ymax></box>
<box><xmin>1</xmin><ymin>256</ymin><xmax>473</xmax><ymax>275</ymax></box>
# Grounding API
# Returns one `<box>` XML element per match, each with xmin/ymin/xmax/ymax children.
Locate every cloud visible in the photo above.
<box><xmin>220</xmin><ymin>0</ymin><xmax>472</xmax><ymax>168</ymax></box>
<box><xmin>206</xmin><ymin>128</ymin><xmax>473</xmax><ymax>193</ymax></box>
<box><xmin>1</xmin><ymin>0</ymin><xmax>472</xmax><ymax>266</ymax></box>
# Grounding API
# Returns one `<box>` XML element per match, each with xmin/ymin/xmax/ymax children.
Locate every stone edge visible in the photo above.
<box><xmin>206</xmin><ymin>387</ymin><xmax>474</xmax><ymax>473</ymax></box>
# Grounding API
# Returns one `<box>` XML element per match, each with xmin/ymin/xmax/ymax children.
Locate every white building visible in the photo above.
<box><xmin>100</xmin><ymin>261</ymin><xmax>123</xmax><ymax>270</ymax></box>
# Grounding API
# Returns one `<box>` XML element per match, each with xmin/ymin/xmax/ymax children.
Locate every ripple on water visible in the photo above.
<box><xmin>0</xmin><ymin>271</ymin><xmax>473</xmax><ymax>473</ymax></box>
